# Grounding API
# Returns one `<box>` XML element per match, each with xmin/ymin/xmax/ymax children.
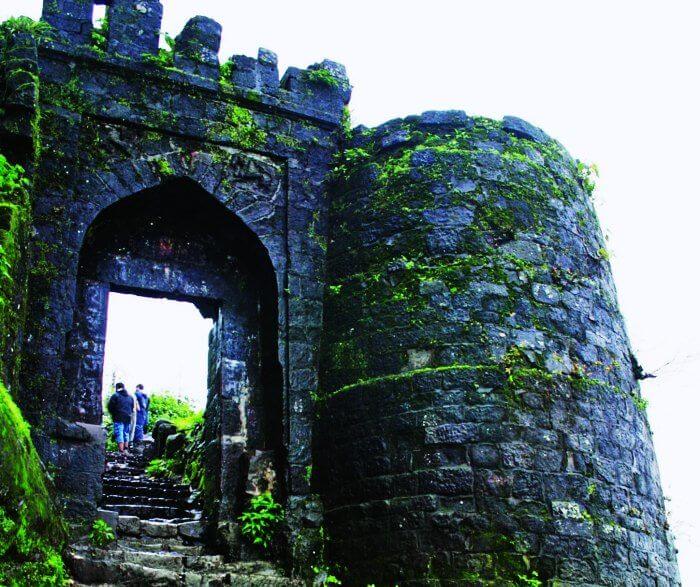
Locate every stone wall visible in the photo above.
<box><xmin>316</xmin><ymin>113</ymin><xmax>680</xmax><ymax>585</ymax></box>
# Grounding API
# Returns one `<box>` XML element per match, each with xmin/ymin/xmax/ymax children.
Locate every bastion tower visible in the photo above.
<box><xmin>0</xmin><ymin>0</ymin><xmax>679</xmax><ymax>585</ymax></box>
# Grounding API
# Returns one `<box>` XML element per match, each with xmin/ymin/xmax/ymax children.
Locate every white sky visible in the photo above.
<box><xmin>2</xmin><ymin>0</ymin><xmax>698</xmax><ymax>581</ymax></box>
<box><xmin>102</xmin><ymin>293</ymin><xmax>212</xmax><ymax>410</ymax></box>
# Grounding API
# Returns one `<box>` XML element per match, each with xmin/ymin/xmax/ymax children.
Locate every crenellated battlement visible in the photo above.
<box><xmin>35</xmin><ymin>0</ymin><xmax>350</xmax><ymax>126</ymax></box>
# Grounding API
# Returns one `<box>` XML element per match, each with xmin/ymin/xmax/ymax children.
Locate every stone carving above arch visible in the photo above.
<box><xmin>71</xmin><ymin>146</ymin><xmax>287</xmax><ymax>277</ymax></box>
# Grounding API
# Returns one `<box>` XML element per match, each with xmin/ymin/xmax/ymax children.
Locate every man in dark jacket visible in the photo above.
<box><xmin>133</xmin><ymin>384</ymin><xmax>150</xmax><ymax>444</ymax></box>
<box><xmin>107</xmin><ymin>382</ymin><xmax>134</xmax><ymax>453</ymax></box>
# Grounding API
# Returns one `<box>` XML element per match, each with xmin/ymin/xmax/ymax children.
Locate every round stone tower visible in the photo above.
<box><xmin>315</xmin><ymin>112</ymin><xmax>679</xmax><ymax>585</ymax></box>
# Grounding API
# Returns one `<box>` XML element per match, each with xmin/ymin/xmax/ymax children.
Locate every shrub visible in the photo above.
<box><xmin>148</xmin><ymin>391</ymin><xmax>200</xmax><ymax>430</ymax></box>
<box><xmin>239</xmin><ymin>491</ymin><xmax>284</xmax><ymax>549</ymax></box>
<box><xmin>88</xmin><ymin>519</ymin><xmax>115</xmax><ymax>548</ymax></box>
<box><xmin>146</xmin><ymin>457</ymin><xmax>177</xmax><ymax>479</ymax></box>
<box><xmin>0</xmin><ymin>16</ymin><xmax>53</xmax><ymax>41</ymax></box>
<box><xmin>142</xmin><ymin>33</ymin><xmax>175</xmax><ymax>68</ymax></box>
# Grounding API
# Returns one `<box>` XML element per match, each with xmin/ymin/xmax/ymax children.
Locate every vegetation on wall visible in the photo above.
<box><xmin>305</xmin><ymin>68</ymin><xmax>341</xmax><ymax>89</ymax></box>
<box><xmin>0</xmin><ymin>150</ymin><xmax>67</xmax><ymax>584</ymax></box>
<box><xmin>0</xmin><ymin>16</ymin><xmax>53</xmax><ymax>41</ymax></box>
<box><xmin>0</xmin><ymin>383</ymin><xmax>68</xmax><ymax>586</ymax></box>
<box><xmin>0</xmin><ymin>153</ymin><xmax>31</xmax><ymax>394</ymax></box>
<box><xmin>221</xmin><ymin>105</ymin><xmax>267</xmax><ymax>149</ymax></box>
<box><xmin>142</xmin><ymin>33</ymin><xmax>176</xmax><ymax>68</ymax></box>
<box><xmin>239</xmin><ymin>491</ymin><xmax>285</xmax><ymax>550</ymax></box>
<box><xmin>143</xmin><ymin>393</ymin><xmax>207</xmax><ymax>494</ymax></box>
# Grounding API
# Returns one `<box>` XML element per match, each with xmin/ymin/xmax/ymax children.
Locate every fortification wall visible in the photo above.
<box><xmin>316</xmin><ymin>113</ymin><xmax>680</xmax><ymax>585</ymax></box>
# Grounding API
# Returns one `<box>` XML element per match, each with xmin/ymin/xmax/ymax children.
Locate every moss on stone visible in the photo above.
<box><xmin>0</xmin><ymin>384</ymin><xmax>67</xmax><ymax>585</ymax></box>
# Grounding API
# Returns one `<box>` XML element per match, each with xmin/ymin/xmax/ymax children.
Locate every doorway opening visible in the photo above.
<box><xmin>101</xmin><ymin>291</ymin><xmax>213</xmax><ymax>413</ymax></box>
<box><xmin>62</xmin><ymin>179</ymin><xmax>285</xmax><ymax>530</ymax></box>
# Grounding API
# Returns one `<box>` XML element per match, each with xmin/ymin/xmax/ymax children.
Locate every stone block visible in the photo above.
<box><xmin>141</xmin><ymin>520</ymin><xmax>178</xmax><ymax>538</ymax></box>
<box><xmin>117</xmin><ymin>515</ymin><xmax>141</xmax><ymax>536</ymax></box>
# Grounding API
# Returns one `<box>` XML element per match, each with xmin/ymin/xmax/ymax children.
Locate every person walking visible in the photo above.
<box><xmin>127</xmin><ymin>385</ymin><xmax>140</xmax><ymax>448</ymax></box>
<box><xmin>107</xmin><ymin>382</ymin><xmax>134</xmax><ymax>453</ymax></box>
<box><xmin>133</xmin><ymin>384</ymin><xmax>150</xmax><ymax>444</ymax></box>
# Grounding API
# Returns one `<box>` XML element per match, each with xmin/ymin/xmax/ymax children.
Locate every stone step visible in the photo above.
<box><xmin>69</xmin><ymin>550</ymin><xmax>298</xmax><ymax>586</ymax></box>
<box><xmin>103</xmin><ymin>494</ymin><xmax>189</xmax><ymax>508</ymax></box>
<box><xmin>104</xmin><ymin>478</ymin><xmax>190</xmax><ymax>491</ymax></box>
<box><xmin>104</xmin><ymin>470</ymin><xmax>147</xmax><ymax>477</ymax></box>
<box><xmin>103</xmin><ymin>503</ymin><xmax>197</xmax><ymax>519</ymax></box>
<box><xmin>115</xmin><ymin>517</ymin><xmax>204</xmax><ymax>540</ymax></box>
<box><xmin>103</xmin><ymin>482</ymin><xmax>190</xmax><ymax>497</ymax></box>
<box><xmin>118</xmin><ymin>538</ymin><xmax>204</xmax><ymax>556</ymax></box>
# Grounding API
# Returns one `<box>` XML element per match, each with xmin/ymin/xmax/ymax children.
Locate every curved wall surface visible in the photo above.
<box><xmin>316</xmin><ymin>112</ymin><xmax>679</xmax><ymax>585</ymax></box>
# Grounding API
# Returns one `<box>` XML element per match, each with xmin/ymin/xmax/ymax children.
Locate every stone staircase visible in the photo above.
<box><xmin>68</xmin><ymin>449</ymin><xmax>297</xmax><ymax>586</ymax></box>
<box><xmin>101</xmin><ymin>450</ymin><xmax>199</xmax><ymax>521</ymax></box>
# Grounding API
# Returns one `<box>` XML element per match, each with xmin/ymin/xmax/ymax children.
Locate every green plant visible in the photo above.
<box><xmin>306</xmin><ymin>68</ymin><xmax>341</xmax><ymax>88</ymax></box>
<box><xmin>576</xmin><ymin>161</ymin><xmax>599</xmax><ymax>194</ymax></box>
<box><xmin>239</xmin><ymin>491</ymin><xmax>284</xmax><ymax>549</ymax></box>
<box><xmin>142</xmin><ymin>33</ymin><xmax>175</xmax><ymax>67</ymax></box>
<box><xmin>222</xmin><ymin>105</ymin><xmax>267</xmax><ymax>149</ymax></box>
<box><xmin>517</xmin><ymin>570</ymin><xmax>543</xmax><ymax>587</ymax></box>
<box><xmin>155</xmin><ymin>158</ymin><xmax>174</xmax><ymax>176</ymax></box>
<box><xmin>88</xmin><ymin>518</ymin><xmax>115</xmax><ymax>548</ymax></box>
<box><xmin>312</xmin><ymin>565</ymin><xmax>342</xmax><ymax>585</ymax></box>
<box><xmin>220</xmin><ymin>59</ymin><xmax>235</xmax><ymax>81</ymax></box>
<box><xmin>0</xmin><ymin>16</ymin><xmax>53</xmax><ymax>41</ymax></box>
<box><xmin>632</xmin><ymin>394</ymin><xmax>649</xmax><ymax>412</ymax></box>
<box><xmin>148</xmin><ymin>391</ymin><xmax>200</xmax><ymax>431</ymax></box>
<box><xmin>0</xmin><ymin>155</ymin><xmax>30</xmax><ymax>205</ymax></box>
<box><xmin>341</xmin><ymin>106</ymin><xmax>352</xmax><ymax>139</ymax></box>
<box><xmin>90</xmin><ymin>15</ymin><xmax>109</xmax><ymax>53</ymax></box>
<box><xmin>146</xmin><ymin>458</ymin><xmax>177</xmax><ymax>479</ymax></box>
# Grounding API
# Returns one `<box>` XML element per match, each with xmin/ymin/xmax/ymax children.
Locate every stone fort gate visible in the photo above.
<box><xmin>3</xmin><ymin>0</ymin><xmax>350</xmax><ymax>567</ymax></box>
<box><xmin>0</xmin><ymin>0</ymin><xmax>681</xmax><ymax>584</ymax></box>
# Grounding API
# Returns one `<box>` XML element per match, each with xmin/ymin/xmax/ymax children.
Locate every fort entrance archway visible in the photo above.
<box><xmin>61</xmin><ymin>179</ymin><xmax>283</xmax><ymax>522</ymax></box>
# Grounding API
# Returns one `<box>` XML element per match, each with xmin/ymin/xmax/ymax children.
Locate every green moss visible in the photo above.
<box><xmin>0</xmin><ymin>16</ymin><xmax>53</xmax><ymax>41</ymax></box>
<box><xmin>327</xmin><ymin>363</ymin><xmax>494</xmax><ymax>399</ymax></box>
<box><xmin>42</xmin><ymin>76</ymin><xmax>86</xmax><ymax>113</ymax></box>
<box><xmin>141</xmin><ymin>33</ymin><xmax>175</xmax><ymax>68</ymax></box>
<box><xmin>308</xmin><ymin>210</ymin><xmax>327</xmax><ymax>252</ymax></box>
<box><xmin>220</xmin><ymin>105</ymin><xmax>267</xmax><ymax>149</ymax></box>
<box><xmin>305</xmin><ymin>68</ymin><xmax>342</xmax><ymax>88</ymax></box>
<box><xmin>276</xmin><ymin>133</ymin><xmax>304</xmax><ymax>152</ymax></box>
<box><xmin>0</xmin><ymin>383</ymin><xmax>68</xmax><ymax>586</ymax></box>
<box><xmin>154</xmin><ymin>158</ymin><xmax>174</xmax><ymax>177</ymax></box>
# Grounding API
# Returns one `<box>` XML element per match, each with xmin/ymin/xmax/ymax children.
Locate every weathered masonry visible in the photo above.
<box><xmin>0</xmin><ymin>0</ymin><xmax>680</xmax><ymax>584</ymax></box>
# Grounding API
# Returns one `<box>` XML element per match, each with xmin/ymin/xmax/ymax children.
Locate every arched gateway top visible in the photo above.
<box><xmin>72</xmin><ymin>149</ymin><xmax>288</xmax><ymax>279</ymax></box>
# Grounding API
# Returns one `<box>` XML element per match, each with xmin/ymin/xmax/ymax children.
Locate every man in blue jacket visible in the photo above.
<box><xmin>133</xmin><ymin>384</ymin><xmax>150</xmax><ymax>444</ymax></box>
<box><xmin>107</xmin><ymin>382</ymin><xmax>135</xmax><ymax>453</ymax></box>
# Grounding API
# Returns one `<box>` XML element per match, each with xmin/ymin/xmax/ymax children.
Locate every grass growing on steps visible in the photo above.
<box><xmin>0</xmin><ymin>382</ymin><xmax>68</xmax><ymax>586</ymax></box>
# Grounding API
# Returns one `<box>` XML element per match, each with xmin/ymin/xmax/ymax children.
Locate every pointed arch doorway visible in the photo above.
<box><xmin>61</xmin><ymin>178</ymin><xmax>284</xmax><ymax>525</ymax></box>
